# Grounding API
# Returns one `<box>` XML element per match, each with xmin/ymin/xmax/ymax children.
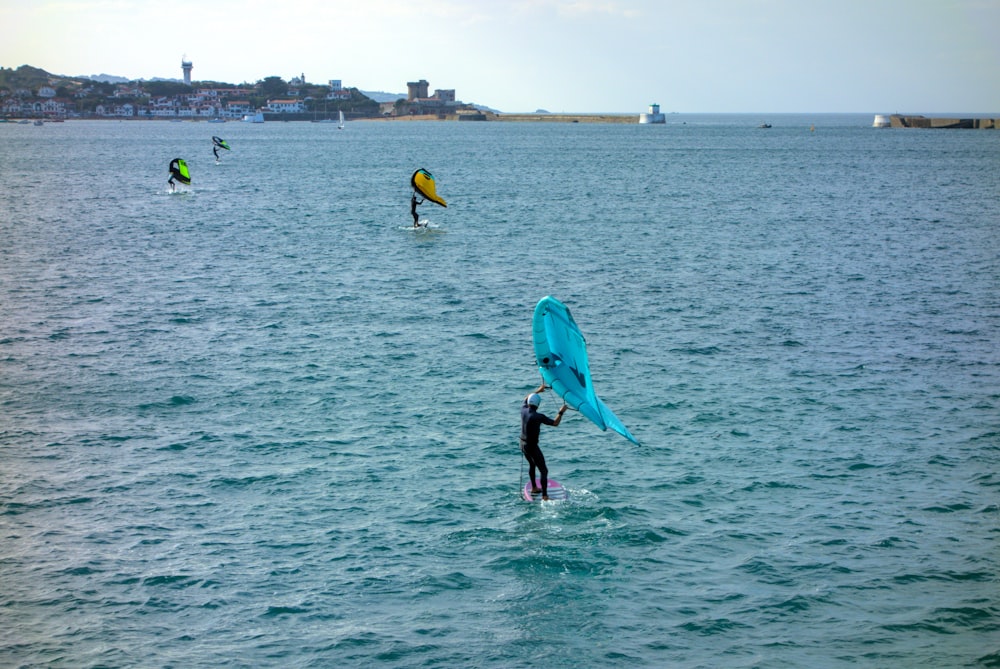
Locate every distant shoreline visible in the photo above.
<box><xmin>12</xmin><ymin>113</ymin><xmax>998</xmax><ymax>127</ymax></box>
<box><xmin>5</xmin><ymin>113</ymin><xmax>641</xmax><ymax>124</ymax></box>
<box><xmin>357</xmin><ymin>112</ymin><xmax>638</xmax><ymax>124</ymax></box>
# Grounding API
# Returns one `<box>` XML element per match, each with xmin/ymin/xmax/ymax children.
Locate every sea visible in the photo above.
<box><xmin>1</xmin><ymin>115</ymin><xmax>998</xmax><ymax>668</ymax></box>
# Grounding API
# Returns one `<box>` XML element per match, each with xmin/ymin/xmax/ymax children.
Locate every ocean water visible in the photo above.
<box><xmin>1</xmin><ymin>115</ymin><xmax>998</xmax><ymax>668</ymax></box>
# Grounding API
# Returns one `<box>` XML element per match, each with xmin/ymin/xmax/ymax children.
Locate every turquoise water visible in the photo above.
<box><xmin>1</xmin><ymin>116</ymin><xmax>998</xmax><ymax>668</ymax></box>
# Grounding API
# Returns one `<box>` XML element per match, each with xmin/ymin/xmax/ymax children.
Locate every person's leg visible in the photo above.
<box><xmin>535</xmin><ymin>450</ymin><xmax>548</xmax><ymax>497</ymax></box>
<box><xmin>522</xmin><ymin>443</ymin><xmax>541</xmax><ymax>492</ymax></box>
<box><xmin>524</xmin><ymin>444</ymin><xmax>547</xmax><ymax>495</ymax></box>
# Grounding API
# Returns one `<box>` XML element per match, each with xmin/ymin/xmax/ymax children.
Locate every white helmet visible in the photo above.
<box><xmin>527</xmin><ymin>393</ymin><xmax>542</xmax><ymax>407</ymax></box>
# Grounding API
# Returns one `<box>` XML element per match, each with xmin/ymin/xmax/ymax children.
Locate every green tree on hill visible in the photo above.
<box><xmin>144</xmin><ymin>81</ymin><xmax>192</xmax><ymax>97</ymax></box>
<box><xmin>258</xmin><ymin>76</ymin><xmax>287</xmax><ymax>99</ymax></box>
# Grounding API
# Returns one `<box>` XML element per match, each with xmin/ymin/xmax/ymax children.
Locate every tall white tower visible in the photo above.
<box><xmin>181</xmin><ymin>57</ymin><xmax>193</xmax><ymax>85</ymax></box>
<box><xmin>639</xmin><ymin>103</ymin><xmax>665</xmax><ymax>124</ymax></box>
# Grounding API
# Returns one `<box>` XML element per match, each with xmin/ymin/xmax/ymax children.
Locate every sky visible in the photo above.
<box><xmin>3</xmin><ymin>0</ymin><xmax>999</xmax><ymax>113</ymax></box>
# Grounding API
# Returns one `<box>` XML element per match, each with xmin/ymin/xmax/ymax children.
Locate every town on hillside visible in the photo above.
<box><xmin>0</xmin><ymin>62</ymin><xmax>487</xmax><ymax>121</ymax></box>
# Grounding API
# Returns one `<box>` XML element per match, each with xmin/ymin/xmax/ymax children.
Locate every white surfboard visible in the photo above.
<box><xmin>523</xmin><ymin>478</ymin><xmax>569</xmax><ymax>502</ymax></box>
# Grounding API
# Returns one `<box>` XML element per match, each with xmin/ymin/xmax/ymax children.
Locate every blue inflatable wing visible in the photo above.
<box><xmin>532</xmin><ymin>296</ymin><xmax>640</xmax><ymax>445</ymax></box>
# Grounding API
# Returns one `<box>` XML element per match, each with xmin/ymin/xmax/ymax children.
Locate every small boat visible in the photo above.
<box><xmin>208</xmin><ymin>117</ymin><xmax>226</xmax><ymax>123</ymax></box>
<box><xmin>242</xmin><ymin>112</ymin><xmax>264</xmax><ymax>123</ymax></box>
<box><xmin>33</xmin><ymin>120</ymin><xmax>44</xmax><ymax>126</ymax></box>
<box><xmin>338</xmin><ymin>110</ymin><xmax>345</xmax><ymax>130</ymax></box>
<box><xmin>758</xmin><ymin>122</ymin><xmax>772</xmax><ymax>129</ymax></box>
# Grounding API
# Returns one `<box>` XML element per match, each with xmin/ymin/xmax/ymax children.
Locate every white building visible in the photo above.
<box><xmin>147</xmin><ymin>97</ymin><xmax>179</xmax><ymax>117</ymax></box>
<box><xmin>266</xmin><ymin>99</ymin><xmax>305</xmax><ymax>113</ymax></box>
<box><xmin>95</xmin><ymin>103</ymin><xmax>134</xmax><ymax>117</ymax></box>
<box><xmin>327</xmin><ymin>80</ymin><xmax>351</xmax><ymax>100</ymax></box>
<box><xmin>226</xmin><ymin>101</ymin><xmax>253</xmax><ymax>118</ymax></box>
<box><xmin>0</xmin><ymin>98</ymin><xmax>16</xmax><ymax>114</ymax></box>
<box><xmin>41</xmin><ymin>99</ymin><xmax>68</xmax><ymax>116</ymax></box>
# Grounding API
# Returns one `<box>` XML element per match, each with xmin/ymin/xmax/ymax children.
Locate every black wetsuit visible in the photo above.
<box><xmin>411</xmin><ymin>194</ymin><xmax>423</xmax><ymax>226</ymax></box>
<box><xmin>520</xmin><ymin>400</ymin><xmax>556</xmax><ymax>495</ymax></box>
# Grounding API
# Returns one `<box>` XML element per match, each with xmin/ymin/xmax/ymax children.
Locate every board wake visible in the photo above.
<box><xmin>400</xmin><ymin>221</ymin><xmax>444</xmax><ymax>233</ymax></box>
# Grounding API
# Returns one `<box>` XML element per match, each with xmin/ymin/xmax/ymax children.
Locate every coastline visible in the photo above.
<box><xmin>11</xmin><ymin>113</ymin><xmax>998</xmax><ymax>127</ymax></box>
<box><xmin>5</xmin><ymin>115</ymin><xmax>635</xmax><ymax>124</ymax></box>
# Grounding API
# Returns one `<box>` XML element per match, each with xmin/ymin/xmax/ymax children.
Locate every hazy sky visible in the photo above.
<box><xmin>4</xmin><ymin>0</ymin><xmax>999</xmax><ymax>113</ymax></box>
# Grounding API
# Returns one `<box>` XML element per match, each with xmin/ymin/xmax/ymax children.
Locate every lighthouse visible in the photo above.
<box><xmin>181</xmin><ymin>58</ymin><xmax>193</xmax><ymax>85</ymax></box>
<box><xmin>639</xmin><ymin>103</ymin><xmax>665</xmax><ymax>124</ymax></box>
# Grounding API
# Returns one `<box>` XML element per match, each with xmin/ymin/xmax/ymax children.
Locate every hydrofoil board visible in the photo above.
<box><xmin>523</xmin><ymin>479</ymin><xmax>569</xmax><ymax>502</ymax></box>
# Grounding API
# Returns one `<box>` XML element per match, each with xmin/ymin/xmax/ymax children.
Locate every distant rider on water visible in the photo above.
<box><xmin>411</xmin><ymin>192</ymin><xmax>424</xmax><ymax>227</ymax></box>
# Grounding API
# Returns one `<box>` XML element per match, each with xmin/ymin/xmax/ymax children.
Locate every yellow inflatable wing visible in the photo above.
<box><xmin>411</xmin><ymin>168</ymin><xmax>447</xmax><ymax>207</ymax></box>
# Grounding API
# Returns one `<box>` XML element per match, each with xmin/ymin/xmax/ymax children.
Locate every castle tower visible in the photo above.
<box><xmin>407</xmin><ymin>80</ymin><xmax>429</xmax><ymax>101</ymax></box>
<box><xmin>181</xmin><ymin>58</ymin><xmax>193</xmax><ymax>85</ymax></box>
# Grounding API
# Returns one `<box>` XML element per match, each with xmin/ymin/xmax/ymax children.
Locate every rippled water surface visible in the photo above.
<box><xmin>1</xmin><ymin>116</ymin><xmax>998</xmax><ymax>668</ymax></box>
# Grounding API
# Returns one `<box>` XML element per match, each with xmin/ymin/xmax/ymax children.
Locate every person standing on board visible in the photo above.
<box><xmin>410</xmin><ymin>192</ymin><xmax>424</xmax><ymax>227</ymax></box>
<box><xmin>521</xmin><ymin>382</ymin><xmax>568</xmax><ymax>500</ymax></box>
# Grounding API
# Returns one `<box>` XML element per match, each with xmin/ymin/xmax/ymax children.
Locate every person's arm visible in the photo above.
<box><xmin>552</xmin><ymin>404</ymin><xmax>568</xmax><ymax>426</ymax></box>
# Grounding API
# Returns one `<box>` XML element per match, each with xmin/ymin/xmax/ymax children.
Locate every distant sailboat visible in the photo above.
<box><xmin>338</xmin><ymin>110</ymin><xmax>345</xmax><ymax>130</ymax></box>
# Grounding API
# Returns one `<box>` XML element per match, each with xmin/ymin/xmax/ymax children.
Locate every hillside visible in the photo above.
<box><xmin>1</xmin><ymin>64</ymin><xmax>382</xmax><ymax>119</ymax></box>
<box><xmin>0</xmin><ymin>65</ymin><xmax>67</xmax><ymax>91</ymax></box>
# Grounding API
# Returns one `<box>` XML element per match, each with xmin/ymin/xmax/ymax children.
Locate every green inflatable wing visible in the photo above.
<box><xmin>532</xmin><ymin>296</ymin><xmax>640</xmax><ymax>445</ymax></box>
<box><xmin>169</xmin><ymin>158</ymin><xmax>191</xmax><ymax>185</ymax></box>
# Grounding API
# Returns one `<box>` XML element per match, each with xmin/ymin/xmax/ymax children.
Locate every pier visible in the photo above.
<box><xmin>888</xmin><ymin>114</ymin><xmax>997</xmax><ymax>129</ymax></box>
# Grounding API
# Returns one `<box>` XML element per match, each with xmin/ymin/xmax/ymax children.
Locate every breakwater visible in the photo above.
<box><xmin>890</xmin><ymin>114</ymin><xmax>997</xmax><ymax>129</ymax></box>
<box><xmin>361</xmin><ymin>112</ymin><xmax>637</xmax><ymax>123</ymax></box>
<box><xmin>488</xmin><ymin>112</ymin><xmax>635</xmax><ymax>123</ymax></box>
